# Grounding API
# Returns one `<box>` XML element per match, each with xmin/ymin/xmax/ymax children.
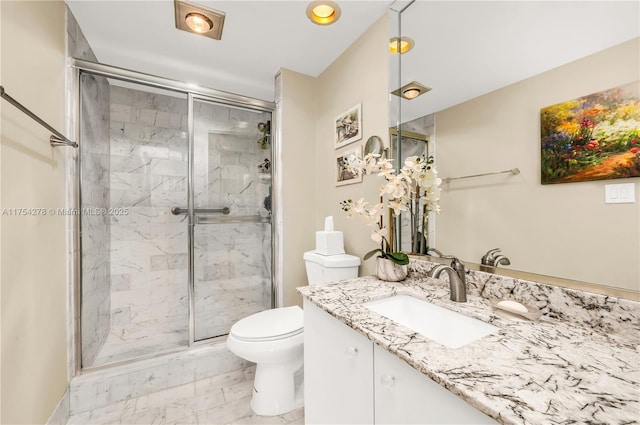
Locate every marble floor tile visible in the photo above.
<box><xmin>66</xmin><ymin>365</ymin><xmax>304</xmax><ymax>425</ymax></box>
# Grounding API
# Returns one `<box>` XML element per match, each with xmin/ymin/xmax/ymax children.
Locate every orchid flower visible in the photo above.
<box><xmin>340</xmin><ymin>152</ymin><xmax>441</xmax><ymax>264</ymax></box>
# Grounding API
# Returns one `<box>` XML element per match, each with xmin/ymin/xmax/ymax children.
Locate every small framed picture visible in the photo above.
<box><xmin>336</xmin><ymin>147</ymin><xmax>363</xmax><ymax>186</ymax></box>
<box><xmin>334</xmin><ymin>103</ymin><xmax>362</xmax><ymax>148</ymax></box>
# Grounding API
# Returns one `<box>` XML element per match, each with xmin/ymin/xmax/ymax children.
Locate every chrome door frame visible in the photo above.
<box><xmin>73</xmin><ymin>59</ymin><xmax>277</xmax><ymax>371</ymax></box>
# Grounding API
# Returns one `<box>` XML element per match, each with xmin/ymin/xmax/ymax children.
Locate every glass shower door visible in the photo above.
<box><xmin>79</xmin><ymin>74</ymin><xmax>190</xmax><ymax>368</ymax></box>
<box><xmin>191</xmin><ymin>97</ymin><xmax>273</xmax><ymax>341</ymax></box>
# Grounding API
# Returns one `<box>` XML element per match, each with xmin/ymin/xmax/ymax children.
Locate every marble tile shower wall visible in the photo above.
<box><xmin>80</xmin><ymin>72</ymin><xmax>112</xmax><ymax>368</ymax></box>
<box><xmin>102</xmin><ymin>85</ymin><xmax>189</xmax><ymax>366</ymax></box>
<box><xmin>99</xmin><ymin>90</ymin><xmax>272</xmax><ymax>362</ymax></box>
<box><xmin>193</xmin><ymin>102</ymin><xmax>272</xmax><ymax>340</ymax></box>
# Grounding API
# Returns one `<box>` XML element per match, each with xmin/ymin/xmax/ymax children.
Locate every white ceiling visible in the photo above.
<box><xmin>67</xmin><ymin>1</ymin><xmax>639</xmax><ymax>120</ymax></box>
<box><xmin>396</xmin><ymin>1</ymin><xmax>640</xmax><ymax>122</ymax></box>
<box><xmin>66</xmin><ymin>0</ymin><xmax>393</xmax><ymax>102</ymax></box>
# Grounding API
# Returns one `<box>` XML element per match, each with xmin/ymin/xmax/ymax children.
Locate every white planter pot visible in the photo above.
<box><xmin>376</xmin><ymin>257</ymin><xmax>408</xmax><ymax>282</ymax></box>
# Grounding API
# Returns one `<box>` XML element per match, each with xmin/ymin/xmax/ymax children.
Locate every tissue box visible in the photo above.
<box><xmin>316</xmin><ymin>231</ymin><xmax>345</xmax><ymax>255</ymax></box>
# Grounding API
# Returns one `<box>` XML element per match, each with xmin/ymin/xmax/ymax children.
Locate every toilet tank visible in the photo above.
<box><xmin>303</xmin><ymin>251</ymin><xmax>360</xmax><ymax>285</ymax></box>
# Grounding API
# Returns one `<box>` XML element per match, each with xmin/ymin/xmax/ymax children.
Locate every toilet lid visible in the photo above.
<box><xmin>230</xmin><ymin>306</ymin><xmax>303</xmax><ymax>341</ymax></box>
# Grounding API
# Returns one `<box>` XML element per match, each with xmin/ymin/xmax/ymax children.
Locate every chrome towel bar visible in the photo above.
<box><xmin>196</xmin><ymin>214</ymin><xmax>270</xmax><ymax>225</ymax></box>
<box><xmin>171</xmin><ymin>206</ymin><xmax>230</xmax><ymax>215</ymax></box>
<box><xmin>443</xmin><ymin>168</ymin><xmax>520</xmax><ymax>184</ymax></box>
<box><xmin>0</xmin><ymin>85</ymin><xmax>78</xmax><ymax>148</ymax></box>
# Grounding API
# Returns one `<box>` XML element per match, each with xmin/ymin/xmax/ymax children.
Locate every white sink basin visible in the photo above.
<box><xmin>362</xmin><ymin>294</ymin><xmax>499</xmax><ymax>348</ymax></box>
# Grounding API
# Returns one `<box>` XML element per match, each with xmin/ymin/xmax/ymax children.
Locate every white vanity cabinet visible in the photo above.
<box><xmin>374</xmin><ymin>345</ymin><xmax>497</xmax><ymax>424</ymax></box>
<box><xmin>304</xmin><ymin>300</ymin><xmax>374</xmax><ymax>424</ymax></box>
<box><xmin>304</xmin><ymin>300</ymin><xmax>497</xmax><ymax>425</ymax></box>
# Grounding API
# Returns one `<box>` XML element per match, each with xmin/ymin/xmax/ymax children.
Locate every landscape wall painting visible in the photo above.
<box><xmin>541</xmin><ymin>81</ymin><xmax>640</xmax><ymax>184</ymax></box>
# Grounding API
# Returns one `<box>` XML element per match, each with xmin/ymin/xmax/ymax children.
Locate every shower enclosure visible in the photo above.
<box><xmin>77</xmin><ymin>61</ymin><xmax>275</xmax><ymax>369</ymax></box>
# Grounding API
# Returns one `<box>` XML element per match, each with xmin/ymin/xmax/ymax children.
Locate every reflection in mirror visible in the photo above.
<box><xmin>395</xmin><ymin>1</ymin><xmax>640</xmax><ymax>294</ymax></box>
<box><xmin>387</xmin><ymin>7</ymin><xmax>402</xmax><ymax>134</ymax></box>
<box><xmin>388</xmin><ymin>128</ymin><xmax>431</xmax><ymax>254</ymax></box>
<box><xmin>364</xmin><ymin>135</ymin><xmax>385</xmax><ymax>157</ymax></box>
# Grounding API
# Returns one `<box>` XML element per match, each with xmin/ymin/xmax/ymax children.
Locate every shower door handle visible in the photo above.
<box><xmin>171</xmin><ymin>207</ymin><xmax>230</xmax><ymax>215</ymax></box>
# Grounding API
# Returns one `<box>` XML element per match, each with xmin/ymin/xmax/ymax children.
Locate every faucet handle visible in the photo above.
<box><xmin>480</xmin><ymin>248</ymin><xmax>511</xmax><ymax>267</ymax></box>
<box><xmin>481</xmin><ymin>248</ymin><xmax>501</xmax><ymax>265</ymax></box>
<box><xmin>427</xmin><ymin>248</ymin><xmax>458</xmax><ymax>261</ymax></box>
<box><xmin>450</xmin><ymin>257</ymin><xmax>465</xmax><ymax>273</ymax></box>
<box><xmin>427</xmin><ymin>248</ymin><xmax>465</xmax><ymax>274</ymax></box>
<box><xmin>493</xmin><ymin>255</ymin><xmax>511</xmax><ymax>267</ymax></box>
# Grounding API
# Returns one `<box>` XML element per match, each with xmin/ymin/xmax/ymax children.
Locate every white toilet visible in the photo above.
<box><xmin>226</xmin><ymin>250</ymin><xmax>360</xmax><ymax>416</ymax></box>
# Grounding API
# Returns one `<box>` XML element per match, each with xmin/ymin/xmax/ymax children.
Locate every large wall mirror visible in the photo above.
<box><xmin>391</xmin><ymin>1</ymin><xmax>640</xmax><ymax>295</ymax></box>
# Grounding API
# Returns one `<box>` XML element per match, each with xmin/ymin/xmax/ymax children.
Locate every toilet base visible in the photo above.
<box><xmin>250</xmin><ymin>360</ymin><xmax>304</xmax><ymax>416</ymax></box>
<box><xmin>225</xmin><ymin>308</ymin><xmax>305</xmax><ymax>416</ymax></box>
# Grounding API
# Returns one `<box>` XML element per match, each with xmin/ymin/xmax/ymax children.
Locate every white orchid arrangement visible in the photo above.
<box><xmin>340</xmin><ymin>153</ymin><xmax>442</xmax><ymax>265</ymax></box>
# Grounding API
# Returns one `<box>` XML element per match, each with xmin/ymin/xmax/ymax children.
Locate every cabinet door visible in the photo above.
<box><xmin>304</xmin><ymin>300</ymin><xmax>374</xmax><ymax>424</ymax></box>
<box><xmin>374</xmin><ymin>345</ymin><xmax>497</xmax><ymax>424</ymax></box>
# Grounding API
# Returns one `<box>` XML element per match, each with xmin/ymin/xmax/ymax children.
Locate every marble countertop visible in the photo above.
<box><xmin>297</xmin><ymin>275</ymin><xmax>640</xmax><ymax>425</ymax></box>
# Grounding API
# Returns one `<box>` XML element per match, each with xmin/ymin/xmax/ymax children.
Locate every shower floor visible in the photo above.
<box><xmin>66</xmin><ymin>365</ymin><xmax>304</xmax><ymax>424</ymax></box>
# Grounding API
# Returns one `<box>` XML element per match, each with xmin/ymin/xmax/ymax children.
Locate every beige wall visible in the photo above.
<box><xmin>1</xmin><ymin>1</ymin><xmax>69</xmax><ymax>423</ymax></box>
<box><xmin>280</xmin><ymin>16</ymin><xmax>389</xmax><ymax>306</ymax></box>
<box><xmin>435</xmin><ymin>38</ymin><xmax>640</xmax><ymax>291</ymax></box>
<box><xmin>278</xmin><ymin>69</ymin><xmax>318</xmax><ymax>307</ymax></box>
<box><xmin>315</xmin><ymin>16</ymin><xmax>389</xmax><ymax>277</ymax></box>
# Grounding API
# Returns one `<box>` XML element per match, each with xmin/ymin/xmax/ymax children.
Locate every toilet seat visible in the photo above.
<box><xmin>230</xmin><ymin>306</ymin><xmax>303</xmax><ymax>342</ymax></box>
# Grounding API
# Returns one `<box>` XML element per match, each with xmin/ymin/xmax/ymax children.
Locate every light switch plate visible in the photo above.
<box><xmin>605</xmin><ymin>183</ymin><xmax>636</xmax><ymax>204</ymax></box>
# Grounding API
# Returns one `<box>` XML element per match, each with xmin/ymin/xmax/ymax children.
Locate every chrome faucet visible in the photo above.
<box><xmin>481</xmin><ymin>248</ymin><xmax>501</xmax><ymax>265</ymax></box>
<box><xmin>426</xmin><ymin>248</ymin><xmax>467</xmax><ymax>303</ymax></box>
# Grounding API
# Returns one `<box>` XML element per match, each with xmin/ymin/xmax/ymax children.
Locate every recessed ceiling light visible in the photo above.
<box><xmin>389</xmin><ymin>37</ymin><xmax>414</xmax><ymax>54</ymax></box>
<box><xmin>174</xmin><ymin>0</ymin><xmax>226</xmax><ymax>40</ymax></box>
<box><xmin>392</xmin><ymin>81</ymin><xmax>432</xmax><ymax>100</ymax></box>
<box><xmin>306</xmin><ymin>1</ymin><xmax>341</xmax><ymax>26</ymax></box>
<box><xmin>185</xmin><ymin>13</ymin><xmax>213</xmax><ymax>34</ymax></box>
<box><xmin>403</xmin><ymin>88</ymin><xmax>421</xmax><ymax>99</ymax></box>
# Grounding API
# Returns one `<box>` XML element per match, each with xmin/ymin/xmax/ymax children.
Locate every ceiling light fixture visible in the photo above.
<box><xmin>389</xmin><ymin>37</ymin><xmax>414</xmax><ymax>54</ymax></box>
<box><xmin>185</xmin><ymin>12</ymin><xmax>213</xmax><ymax>34</ymax></box>
<box><xmin>174</xmin><ymin>0</ymin><xmax>226</xmax><ymax>40</ymax></box>
<box><xmin>306</xmin><ymin>1</ymin><xmax>341</xmax><ymax>26</ymax></box>
<box><xmin>403</xmin><ymin>88</ymin><xmax>421</xmax><ymax>99</ymax></box>
<box><xmin>391</xmin><ymin>81</ymin><xmax>432</xmax><ymax>100</ymax></box>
